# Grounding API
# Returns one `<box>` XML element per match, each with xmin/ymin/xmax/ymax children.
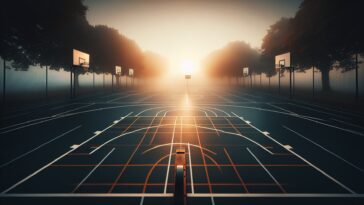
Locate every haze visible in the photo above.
<box><xmin>85</xmin><ymin>0</ymin><xmax>301</xmax><ymax>71</ymax></box>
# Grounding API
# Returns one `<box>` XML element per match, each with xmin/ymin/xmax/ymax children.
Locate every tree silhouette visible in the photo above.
<box><xmin>262</xmin><ymin>0</ymin><xmax>364</xmax><ymax>92</ymax></box>
<box><xmin>203</xmin><ymin>41</ymin><xmax>260</xmax><ymax>85</ymax></box>
<box><xmin>1</xmin><ymin>0</ymin><xmax>167</xmax><ymax>90</ymax></box>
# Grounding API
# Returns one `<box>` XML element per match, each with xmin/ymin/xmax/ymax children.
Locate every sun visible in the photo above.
<box><xmin>180</xmin><ymin>59</ymin><xmax>195</xmax><ymax>75</ymax></box>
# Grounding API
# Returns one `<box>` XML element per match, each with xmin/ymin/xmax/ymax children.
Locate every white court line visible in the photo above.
<box><xmin>107</xmin><ymin>94</ymin><xmax>136</xmax><ymax>103</ymax></box>
<box><xmin>164</xmin><ymin>117</ymin><xmax>178</xmax><ymax>194</ymax></box>
<box><xmin>136</xmin><ymin>107</ymin><xmax>159</xmax><ymax>116</ymax></box>
<box><xmin>2</xmin><ymin>193</ymin><xmax>364</xmax><ymax>198</ymax></box>
<box><xmin>139</xmin><ymin>196</ymin><xmax>145</xmax><ymax>205</ymax></box>
<box><xmin>287</xmin><ymin>103</ymin><xmax>351</xmax><ymax>120</ymax></box>
<box><xmin>92</xmin><ymin>123</ymin><xmax>271</xmax><ymax>156</ymax></box>
<box><xmin>330</xmin><ymin>118</ymin><xmax>364</xmax><ymax>130</ymax></box>
<box><xmin>0</xmin><ymin>115</ymin><xmax>55</xmax><ymax>131</ymax></box>
<box><xmin>1</xmin><ymin>193</ymin><xmax>174</xmax><ymax>197</ymax></box>
<box><xmin>228</xmin><ymin>93</ymin><xmax>255</xmax><ymax>103</ymax></box>
<box><xmin>213</xmin><ymin>93</ymin><xmax>235</xmax><ymax>104</ymax></box>
<box><xmin>302</xmin><ymin>115</ymin><xmax>364</xmax><ymax>137</ymax></box>
<box><xmin>0</xmin><ymin>104</ymin><xmax>141</xmax><ymax>134</ymax></box>
<box><xmin>246</xmin><ymin>148</ymin><xmax>285</xmax><ymax>192</ymax></box>
<box><xmin>1</xmin><ymin>147</ymin><xmax>75</xmax><ymax>194</ymax></box>
<box><xmin>50</xmin><ymin>102</ymin><xmax>81</xmax><ymax>110</ymax></box>
<box><xmin>188</xmin><ymin>193</ymin><xmax>364</xmax><ymax>198</ymax></box>
<box><xmin>201</xmin><ymin>108</ymin><xmax>218</xmax><ymax>117</ymax></box>
<box><xmin>289</xmin><ymin>101</ymin><xmax>362</xmax><ymax>119</ymax></box>
<box><xmin>267</xmin><ymin>103</ymin><xmax>296</xmax><ymax>114</ymax></box>
<box><xmin>205</xmin><ymin>107</ymin><xmax>231</xmax><ymax>117</ymax></box>
<box><xmin>155</xmin><ymin>109</ymin><xmax>166</xmax><ymax>117</ymax></box>
<box><xmin>52</xmin><ymin>103</ymin><xmax>95</xmax><ymax>117</ymax></box>
<box><xmin>143</xmin><ymin>142</ymin><xmax>216</xmax><ymax>156</ymax></box>
<box><xmin>0</xmin><ymin>116</ymin><xmax>65</xmax><ymax>135</ymax></box>
<box><xmin>164</xmin><ymin>108</ymin><xmax>209</xmax><ymax>117</ymax></box>
<box><xmin>231</xmin><ymin>112</ymin><xmax>356</xmax><ymax>194</ymax></box>
<box><xmin>0</xmin><ymin>125</ymin><xmax>82</xmax><ymax>168</ymax></box>
<box><xmin>266</xmin><ymin>103</ymin><xmax>325</xmax><ymax>121</ymax></box>
<box><xmin>1</xmin><ymin>112</ymin><xmax>132</xmax><ymax>194</ymax></box>
<box><xmin>188</xmin><ymin>142</ymin><xmax>195</xmax><ymax>194</ymax></box>
<box><xmin>204</xmin><ymin>104</ymin><xmax>326</xmax><ymax>120</ymax></box>
<box><xmin>73</xmin><ymin>148</ymin><xmax>115</xmax><ymax>192</ymax></box>
<box><xmin>282</xmin><ymin>125</ymin><xmax>364</xmax><ymax>173</ymax></box>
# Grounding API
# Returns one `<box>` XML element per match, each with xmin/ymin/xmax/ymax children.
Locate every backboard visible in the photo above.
<box><xmin>185</xmin><ymin>75</ymin><xmax>191</xmax><ymax>79</ymax></box>
<box><xmin>115</xmin><ymin>66</ymin><xmax>122</xmax><ymax>75</ymax></box>
<box><xmin>275</xmin><ymin>52</ymin><xmax>290</xmax><ymax>70</ymax></box>
<box><xmin>73</xmin><ymin>49</ymin><xmax>90</xmax><ymax>69</ymax></box>
<box><xmin>243</xmin><ymin>67</ymin><xmax>249</xmax><ymax>76</ymax></box>
<box><xmin>129</xmin><ymin>68</ymin><xmax>134</xmax><ymax>77</ymax></box>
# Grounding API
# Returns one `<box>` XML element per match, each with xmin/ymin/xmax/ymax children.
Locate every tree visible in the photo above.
<box><xmin>261</xmin><ymin>0</ymin><xmax>364</xmax><ymax>92</ymax></box>
<box><xmin>1</xmin><ymin>0</ymin><xmax>166</xmax><ymax>91</ymax></box>
<box><xmin>1</xmin><ymin>0</ymin><xmax>90</xmax><ymax>70</ymax></box>
<box><xmin>203</xmin><ymin>41</ymin><xmax>260</xmax><ymax>85</ymax></box>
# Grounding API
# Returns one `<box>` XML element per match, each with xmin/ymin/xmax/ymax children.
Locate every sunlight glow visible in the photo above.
<box><xmin>180</xmin><ymin>59</ymin><xmax>195</xmax><ymax>75</ymax></box>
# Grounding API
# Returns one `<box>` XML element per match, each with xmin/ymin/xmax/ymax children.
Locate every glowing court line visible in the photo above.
<box><xmin>136</xmin><ymin>107</ymin><xmax>159</xmax><ymax>116</ymax></box>
<box><xmin>155</xmin><ymin>109</ymin><xmax>166</xmax><ymax>117</ymax></box>
<box><xmin>0</xmin><ymin>125</ymin><xmax>82</xmax><ymax>168</ymax></box>
<box><xmin>231</xmin><ymin>112</ymin><xmax>356</xmax><ymax>194</ymax></box>
<box><xmin>207</xmin><ymin>116</ymin><xmax>220</xmax><ymax>136</ymax></box>
<box><xmin>204</xmin><ymin>107</ymin><xmax>231</xmax><ymax>117</ymax></box>
<box><xmin>246</xmin><ymin>148</ymin><xmax>286</xmax><ymax>193</ymax></box>
<box><xmin>73</xmin><ymin>148</ymin><xmax>115</xmax><ymax>192</ymax></box>
<box><xmin>164</xmin><ymin>108</ymin><xmax>209</xmax><ymax>117</ymax></box>
<box><xmin>283</xmin><ymin>125</ymin><xmax>364</xmax><ymax>173</ymax></box>
<box><xmin>164</xmin><ymin>117</ymin><xmax>178</xmax><ymax>194</ymax></box>
<box><xmin>193</xmin><ymin>125</ymin><xmax>274</xmax><ymax>155</ymax></box>
<box><xmin>223</xmin><ymin>148</ymin><xmax>249</xmax><ymax>193</ymax></box>
<box><xmin>188</xmin><ymin>193</ymin><xmax>364</xmax><ymax>197</ymax></box>
<box><xmin>1</xmin><ymin>112</ymin><xmax>132</xmax><ymax>194</ymax></box>
<box><xmin>141</xmin><ymin>154</ymin><xmax>170</xmax><ymax>205</ymax></box>
<box><xmin>193</xmin><ymin>117</ymin><xmax>215</xmax><ymax>205</ymax></box>
<box><xmin>188</xmin><ymin>142</ymin><xmax>195</xmax><ymax>194</ymax></box>
<box><xmin>143</xmin><ymin>143</ymin><xmax>216</xmax><ymax>156</ymax></box>
<box><xmin>92</xmin><ymin>123</ymin><xmax>272</xmax><ymax>155</ymax></box>
<box><xmin>108</xmin><ymin>115</ymin><xmax>154</xmax><ymax>193</ymax></box>
<box><xmin>0</xmin><ymin>193</ymin><xmax>174</xmax><ymax>197</ymax></box>
<box><xmin>52</xmin><ymin>103</ymin><xmax>95</xmax><ymax>117</ymax></box>
<box><xmin>2</xmin><ymin>193</ymin><xmax>364</xmax><ymax>198</ymax></box>
<box><xmin>197</xmin><ymin>108</ymin><xmax>219</xmax><ymax>117</ymax></box>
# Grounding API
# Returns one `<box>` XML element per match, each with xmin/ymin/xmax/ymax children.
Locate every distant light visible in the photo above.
<box><xmin>181</xmin><ymin>59</ymin><xmax>195</xmax><ymax>75</ymax></box>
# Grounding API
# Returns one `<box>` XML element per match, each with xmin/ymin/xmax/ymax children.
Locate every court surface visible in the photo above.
<box><xmin>1</xmin><ymin>88</ymin><xmax>364</xmax><ymax>204</ymax></box>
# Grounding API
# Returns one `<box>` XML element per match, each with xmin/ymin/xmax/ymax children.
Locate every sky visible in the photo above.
<box><xmin>84</xmin><ymin>0</ymin><xmax>302</xmax><ymax>71</ymax></box>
